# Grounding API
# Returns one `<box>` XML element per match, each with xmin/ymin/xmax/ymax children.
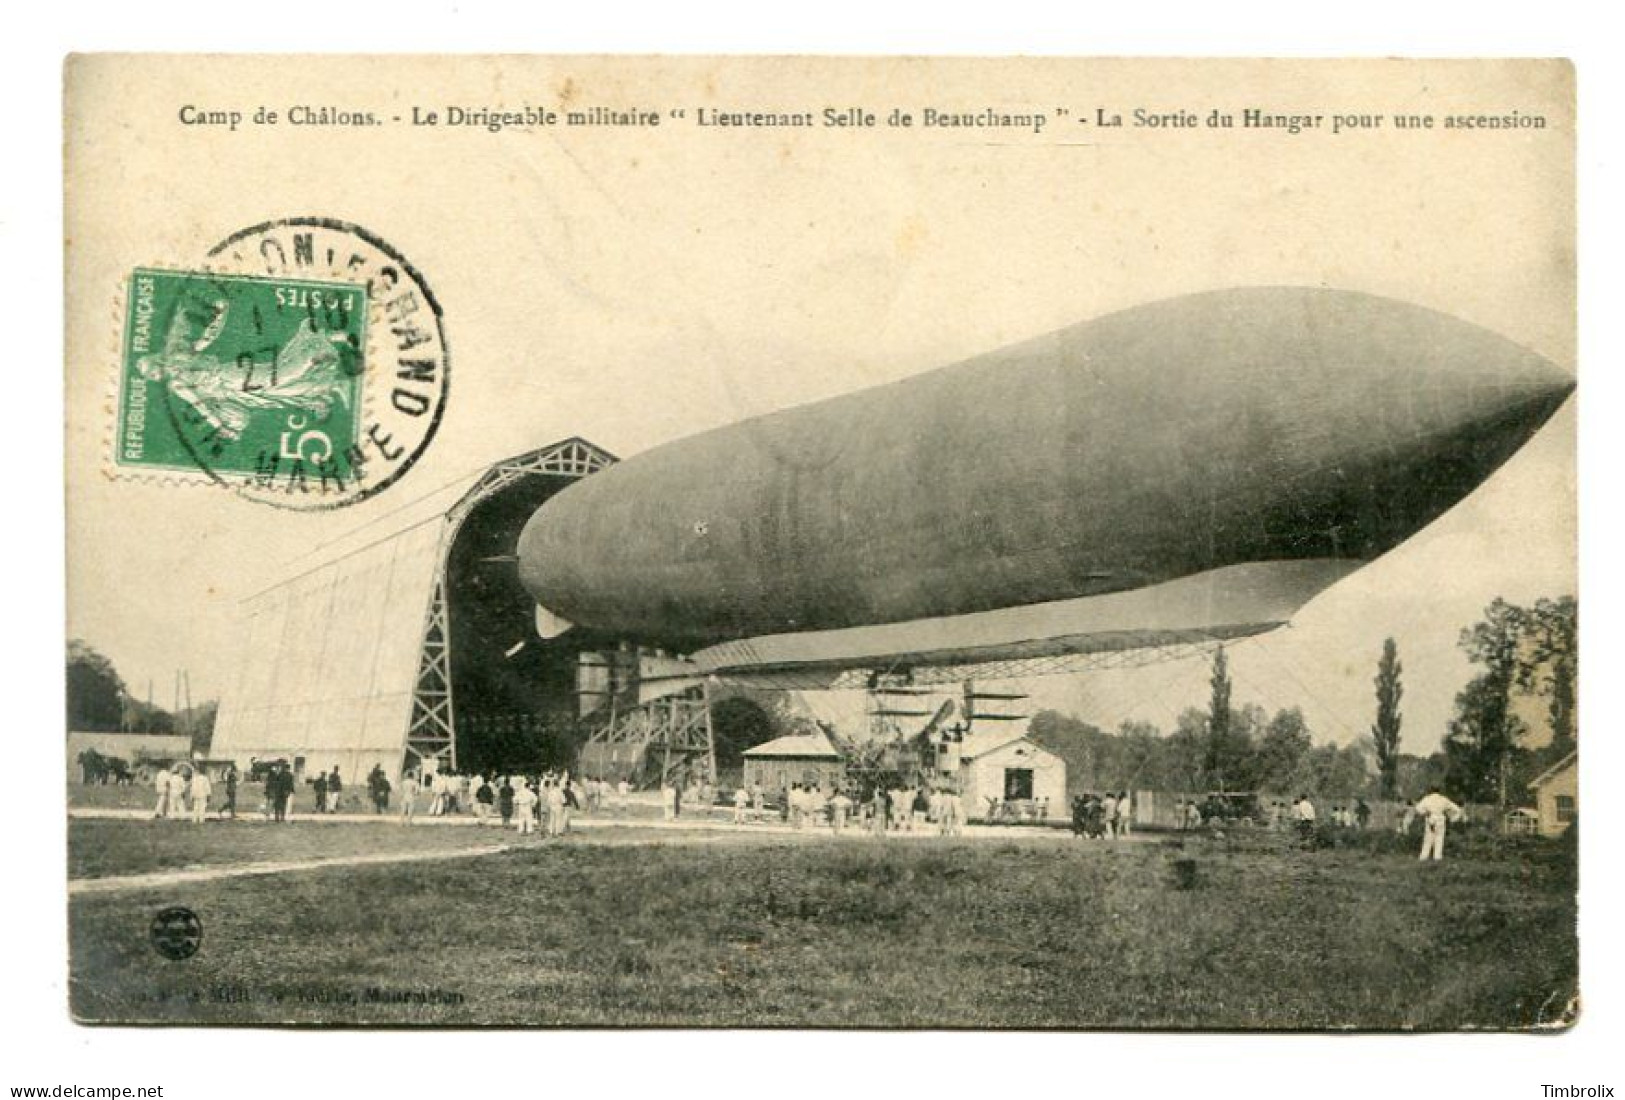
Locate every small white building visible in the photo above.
<box><xmin>742</xmin><ymin>730</ymin><xmax>846</xmax><ymax>794</ymax></box>
<box><xmin>1527</xmin><ymin>750</ymin><xmax>1577</xmax><ymax>838</ymax></box>
<box><xmin>955</xmin><ymin>733</ymin><xmax>1067</xmax><ymax>821</ymax></box>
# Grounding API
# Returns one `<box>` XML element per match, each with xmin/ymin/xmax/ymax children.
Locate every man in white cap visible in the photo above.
<box><xmin>1413</xmin><ymin>787</ymin><xmax>1464</xmax><ymax>862</ymax></box>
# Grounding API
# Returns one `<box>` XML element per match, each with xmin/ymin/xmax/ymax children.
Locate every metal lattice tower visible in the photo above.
<box><xmin>404</xmin><ymin>577</ymin><xmax>456</xmax><ymax>769</ymax></box>
<box><xmin>403</xmin><ymin>437</ymin><xmax>618</xmax><ymax>772</ymax></box>
<box><xmin>580</xmin><ymin>678</ymin><xmax>718</xmax><ymax>789</ymax></box>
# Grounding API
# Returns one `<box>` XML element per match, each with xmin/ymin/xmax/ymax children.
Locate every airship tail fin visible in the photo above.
<box><xmin>534</xmin><ymin>603</ymin><xmax>575</xmax><ymax>639</ymax></box>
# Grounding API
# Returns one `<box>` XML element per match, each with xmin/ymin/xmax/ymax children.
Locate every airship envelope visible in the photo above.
<box><xmin>517</xmin><ymin>287</ymin><xmax>1573</xmax><ymax>683</ymax></box>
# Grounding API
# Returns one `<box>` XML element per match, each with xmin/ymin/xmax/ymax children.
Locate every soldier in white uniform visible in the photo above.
<box><xmin>830</xmin><ymin>789</ymin><xmax>853</xmax><ymax>833</ymax></box>
<box><xmin>167</xmin><ymin>767</ymin><xmax>191</xmax><ymax>820</ymax></box>
<box><xmin>153</xmin><ymin>766</ymin><xmax>172</xmax><ymax>819</ymax></box>
<box><xmin>544</xmin><ymin>779</ymin><xmax>568</xmax><ymax>837</ymax></box>
<box><xmin>1414</xmin><ymin>788</ymin><xmax>1464</xmax><ymax>861</ymax></box>
<box><xmin>943</xmin><ymin>788</ymin><xmax>964</xmax><ymax>836</ymax></box>
<box><xmin>512</xmin><ymin>780</ymin><xmax>538</xmax><ymax>835</ymax></box>
<box><xmin>188</xmin><ymin>767</ymin><xmax>213</xmax><ymax>823</ymax></box>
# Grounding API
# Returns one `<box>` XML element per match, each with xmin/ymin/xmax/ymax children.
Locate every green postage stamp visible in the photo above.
<box><xmin>116</xmin><ymin>268</ymin><xmax>367</xmax><ymax>488</ymax></box>
<box><xmin>110</xmin><ymin>217</ymin><xmax>451</xmax><ymax>509</ymax></box>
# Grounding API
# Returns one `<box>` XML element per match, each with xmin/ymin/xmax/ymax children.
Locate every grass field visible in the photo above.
<box><xmin>67</xmin><ymin>825</ymin><xmax>1577</xmax><ymax>1029</ymax></box>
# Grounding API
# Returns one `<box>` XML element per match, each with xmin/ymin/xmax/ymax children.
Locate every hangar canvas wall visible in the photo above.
<box><xmin>210</xmin><ymin>438</ymin><xmax>616</xmax><ymax>783</ymax></box>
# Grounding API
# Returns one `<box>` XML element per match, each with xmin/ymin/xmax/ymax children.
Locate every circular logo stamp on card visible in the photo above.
<box><xmin>113</xmin><ymin>217</ymin><xmax>449</xmax><ymax>510</ymax></box>
<box><xmin>150</xmin><ymin>905</ymin><xmax>203</xmax><ymax>961</ymax></box>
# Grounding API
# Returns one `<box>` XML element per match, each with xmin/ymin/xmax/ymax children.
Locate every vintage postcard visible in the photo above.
<box><xmin>64</xmin><ymin>56</ymin><xmax>1576</xmax><ymax>1028</ymax></box>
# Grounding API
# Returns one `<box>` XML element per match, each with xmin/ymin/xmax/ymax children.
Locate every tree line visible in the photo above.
<box><xmin>1443</xmin><ymin>596</ymin><xmax>1575</xmax><ymax>804</ymax></box>
<box><xmin>1026</xmin><ymin>595</ymin><xmax>1575</xmax><ymax>807</ymax></box>
<box><xmin>68</xmin><ymin>591</ymin><xmax>1574</xmax><ymax>807</ymax></box>
<box><xmin>65</xmin><ymin>639</ymin><xmax>216</xmax><ymax>755</ymax></box>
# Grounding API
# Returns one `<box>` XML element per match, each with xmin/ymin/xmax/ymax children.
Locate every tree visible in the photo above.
<box><xmin>1195</xmin><ymin>650</ymin><xmax>1262</xmax><ymax>790</ymax></box>
<box><xmin>184</xmin><ymin>700</ymin><xmax>219</xmax><ymax>758</ymax></box>
<box><xmin>1447</xmin><ymin>599</ymin><xmax>1530</xmax><ymax>805</ymax></box>
<box><xmin>1445</xmin><ymin>670</ymin><xmax>1526</xmax><ymax>804</ymax></box>
<box><xmin>1371</xmin><ymin>637</ymin><xmax>1404</xmax><ymax>798</ymax></box>
<box><xmin>1255</xmin><ymin>707</ymin><xmax>1312</xmax><ymax>793</ymax></box>
<box><xmin>1028</xmin><ymin>709</ymin><xmax>1111</xmax><ymax>793</ymax></box>
<box><xmin>1203</xmin><ymin>646</ymin><xmax>1236</xmax><ymax>787</ymax></box>
<box><xmin>1519</xmin><ymin>596</ymin><xmax>1576</xmax><ymax>749</ymax></box>
<box><xmin>66</xmin><ymin>639</ymin><xmax>126</xmax><ymax>732</ymax></box>
<box><xmin>1166</xmin><ymin>708</ymin><xmax>1209</xmax><ymax>792</ymax></box>
<box><xmin>1395</xmin><ymin>751</ymin><xmax>1448</xmax><ymax>800</ymax></box>
<box><xmin>1290</xmin><ymin>741</ymin><xmax>1374</xmax><ymax>800</ymax></box>
<box><xmin>1114</xmin><ymin>718</ymin><xmax>1164</xmax><ymax>791</ymax></box>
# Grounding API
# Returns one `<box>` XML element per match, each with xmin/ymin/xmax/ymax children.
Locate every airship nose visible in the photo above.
<box><xmin>1237</xmin><ymin>290</ymin><xmax>1573</xmax><ymax>562</ymax></box>
<box><xmin>1386</xmin><ymin>302</ymin><xmax>1572</xmax><ymax>464</ymax></box>
<box><xmin>1432</xmin><ymin>351</ymin><xmax>1572</xmax><ymax>453</ymax></box>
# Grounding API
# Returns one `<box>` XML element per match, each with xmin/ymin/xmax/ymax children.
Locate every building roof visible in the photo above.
<box><xmin>959</xmin><ymin>732</ymin><xmax>1057</xmax><ymax>763</ymax></box>
<box><xmin>1527</xmin><ymin>750</ymin><xmax>1577</xmax><ymax>791</ymax></box>
<box><xmin>742</xmin><ymin>731</ymin><xmax>842</xmax><ymax>759</ymax></box>
<box><xmin>68</xmin><ymin>731</ymin><xmax>192</xmax><ymax>750</ymax></box>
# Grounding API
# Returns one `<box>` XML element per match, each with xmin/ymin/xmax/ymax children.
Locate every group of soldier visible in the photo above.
<box><xmin>1070</xmin><ymin>791</ymin><xmax>1135</xmax><ymax>838</ymax></box>
<box><xmin>150</xmin><ymin>759</ymin><xmax>372</xmax><ymax>823</ymax></box>
<box><xmin>1168</xmin><ymin>788</ymin><xmax>1469</xmax><ymax>861</ymax></box>
<box><xmin>150</xmin><ymin>761</ymin><xmax>236</xmax><ymax>823</ymax></box>
<box><xmin>393</xmin><ymin>769</ymin><xmax>627</xmax><ymax>839</ymax></box>
<box><xmin>759</xmin><ymin>782</ymin><xmax>968</xmax><ymax>836</ymax></box>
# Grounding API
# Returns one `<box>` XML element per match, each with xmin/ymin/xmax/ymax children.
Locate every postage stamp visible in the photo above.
<box><xmin>117</xmin><ymin>268</ymin><xmax>367</xmax><ymax>485</ymax></box>
<box><xmin>110</xmin><ymin>218</ymin><xmax>449</xmax><ymax>509</ymax></box>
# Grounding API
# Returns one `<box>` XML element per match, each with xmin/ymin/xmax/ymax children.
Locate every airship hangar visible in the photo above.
<box><xmin>210</xmin><ymin>287</ymin><xmax>1574</xmax><ymax>790</ymax></box>
<box><xmin>208</xmin><ymin>437</ymin><xmax>661</xmax><ymax>784</ymax></box>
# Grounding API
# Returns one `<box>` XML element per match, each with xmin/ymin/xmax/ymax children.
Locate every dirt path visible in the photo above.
<box><xmin>68</xmin><ymin>811</ymin><xmax>1139</xmax><ymax>896</ymax></box>
<box><xmin>67</xmin><ymin>840</ymin><xmax>522</xmax><ymax>896</ymax></box>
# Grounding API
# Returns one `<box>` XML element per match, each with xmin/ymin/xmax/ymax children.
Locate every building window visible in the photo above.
<box><xmin>1004</xmin><ymin>768</ymin><xmax>1033</xmax><ymax>801</ymax></box>
<box><xmin>1555</xmin><ymin>794</ymin><xmax>1576</xmax><ymax>823</ymax></box>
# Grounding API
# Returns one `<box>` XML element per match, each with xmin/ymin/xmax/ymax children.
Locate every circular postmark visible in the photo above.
<box><xmin>131</xmin><ymin>217</ymin><xmax>449</xmax><ymax>510</ymax></box>
<box><xmin>150</xmin><ymin>905</ymin><xmax>203</xmax><ymax>961</ymax></box>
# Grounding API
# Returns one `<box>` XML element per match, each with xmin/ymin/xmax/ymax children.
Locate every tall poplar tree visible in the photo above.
<box><xmin>1204</xmin><ymin>646</ymin><xmax>1235</xmax><ymax>788</ymax></box>
<box><xmin>1371</xmin><ymin>637</ymin><xmax>1403</xmax><ymax>798</ymax></box>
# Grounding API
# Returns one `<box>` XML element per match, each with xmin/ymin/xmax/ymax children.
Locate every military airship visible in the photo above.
<box><xmin>517</xmin><ymin>287</ymin><xmax>1572</xmax><ymax>691</ymax></box>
